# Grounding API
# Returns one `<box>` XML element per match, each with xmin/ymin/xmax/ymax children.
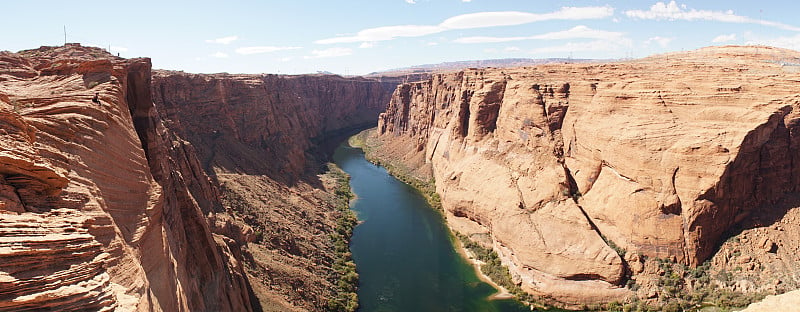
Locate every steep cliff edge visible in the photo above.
<box><xmin>0</xmin><ymin>44</ymin><xmax>252</xmax><ymax>311</ymax></box>
<box><xmin>0</xmin><ymin>44</ymin><xmax>394</xmax><ymax>311</ymax></box>
<box><xmin>150</xmin><ymin>70</ymin><xmax>393</xmax><ymax>310</ymax></box>
<box><xmin>372</xmin><ymin>46</ymin><xmax>800</xmax><ymax>306</ymax></box>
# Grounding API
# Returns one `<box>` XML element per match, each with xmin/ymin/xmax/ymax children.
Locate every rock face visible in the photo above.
<box><xmin>0</xmin><ymin>44</ymin><xmax>253</xmax><ymax>311</ymax></box>
<box><xmin>374</xmin><ymin>46</ymin><xmax>800</xmax><ymax>304</ymax></box>
<box><xmin>151</xmin><ymin>70</ymin><xmax>392</xmax><ymax>181</ymax></box>
<box><xmin>150</xmin><ymin>71</ymin><xmax>394</xmax><ymax>311</ymax></box>
<box><xmin>0</xmin><ymin>44</ymin><xmax>394</xmax><ymax>311</ymax></box>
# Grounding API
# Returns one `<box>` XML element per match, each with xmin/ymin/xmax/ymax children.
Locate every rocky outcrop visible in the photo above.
<box><xmin>0</xmin><ymin>44</ymin><xmax>395</xmax><ymax>311</ymax></box>
<box><xmin>742</xmin><ymin>289</ymin><xmax>800</xmax><ymax>311</ymax></box>
<box><xmin>150</xmin><ymin>70</ymin><xmax>393</xmax><ymax>311</ymax></box>
<box><xmin>151</xmin><ymin>71</ymin><xmax>393</xmax><ymax>181</ymax></box>
<box><xmin>374</xmin><ymin>46</ymin><xmax>800</xmax><ymax>305</ymax></box>
<box><xmin>0</xmin><ymin>44</ymin><xmax>253</xmax><ymax>311</ymax></box>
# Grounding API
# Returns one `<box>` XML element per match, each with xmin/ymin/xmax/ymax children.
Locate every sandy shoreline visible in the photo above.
<box><xmin>454</xmin><ymin>239</ymin><xmax>515</xmax><ymax>301</ymax></box>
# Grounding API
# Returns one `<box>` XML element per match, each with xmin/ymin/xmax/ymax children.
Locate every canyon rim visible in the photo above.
<box><xmin>1</xmin><ymin>42</ymin><xmax>800</xmax><ymax>311</ymax></box>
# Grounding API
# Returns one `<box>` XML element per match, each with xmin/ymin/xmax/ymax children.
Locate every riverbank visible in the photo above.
<box><xmin>335</xmin><ymin>138</ymin><xmax>531</xmax><ymax>311</ymax></box>
<box><xmin>347</xmin><ymin>129</ymin><xmax>522</xmax><ymax>304</ymax></box>
<box><xmin>457</xmin><ymin>241</ymin><xmax>515</xmax><ymax>300</ymax></box>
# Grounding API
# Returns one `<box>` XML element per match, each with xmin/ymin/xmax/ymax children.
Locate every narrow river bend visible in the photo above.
<box><xmin>333</xmin><ymin>142</ymin><xmax>529</xmax><ymax>312</ymax></box>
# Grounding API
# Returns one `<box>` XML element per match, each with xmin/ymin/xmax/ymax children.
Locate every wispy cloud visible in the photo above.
<box><xmin>441</xmin><ymin>7</ymin><xmax>613</xmax><ymax>29</ymax></box>
<box><xmin>305</xmin><ymin>47</ymin><xmax>353</xmax><ymax>59</ymax></box>
<box><xmin>531</xmin><ymin>39</ymin><xmax>632</xmax><ymax>54</ymax></box>
<box><xmin>746</xmin><ymin>34</ymin><xmax>800</xmax><ymax>50</ymax></box>
<box><xmin>625</xmin><ymin>1</ymin><xmax>800</xmax><ymax>31</ymax></box>
<box><xmin>210</xmin><ymin>52</ymin><xmax>229</xmax><ymax>58</ymax></box>
<box><xmin>405</xmin><ymin>0</ymin><xmax>416</xmax><ymax>3</ymax></box>
<box><xmin>454</xmin><ymin>25</ymin><xmax>623</xmax><ymax>43</ymax></box>
<box><xmin>110</xmin><ymin>46</ymin><xmax>128</xmax><ymax>53</ymax></box>
<box><xmin>235</xmin><ymin>46</ymin><xmax>302</xmax><ymax>55</ymax></box>
<box><xmin>359</xmin><ymin>42</ymin><xmax>374</xmax><ymax>48</ymax></box>
<box><xmin>712</xmin><ymin>33</ymin><xmax>737</xmax><ymax>43</ymax></box>
<box><xmin>316</xmin><ymin>25</ymin><xmax>444</xmax><ymax>44</ymax></box>
<box><xmin>205</xmin><ymin>36</ymin><xmax>239</xmax><ymax>45</ymax></box>
<box><xmin>315</xmin><ymin>6</ymin><xmax>613</xmax><ymax>44</ymax></box>
<box><xmin>644</xmin><ymin>36</ymin><xmax>673</xmax><ymax>47</ymax></box>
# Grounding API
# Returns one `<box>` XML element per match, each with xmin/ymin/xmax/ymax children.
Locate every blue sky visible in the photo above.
<box><xmin>2</xmin><ymin>1</ymin><xmax>800</xmax><ymax>75</ymax></box>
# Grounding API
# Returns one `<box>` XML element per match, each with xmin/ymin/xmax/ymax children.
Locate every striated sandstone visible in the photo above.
<box><xmin>374</xmin><ymin>46</ymin><xmax>800</xmax><ymax>305</ymax></box>
<box><xmin>1</xmin><ymin>44</ymin><xmax>395</xmax><ymax>311</ymax></box>
<box><xmin>151</xmin><ymin>71</ymin><xmax>394</xmax><ymax>311</ymax></box>
<box><xmin>0</xmin><ymin>43</ymin><xmax>394</xmax><ymax>312</ymax></box>
<box><xmin>0</xmin><ymin>44</ymin><xmax>252</xmax><ymax>311</ymax></box>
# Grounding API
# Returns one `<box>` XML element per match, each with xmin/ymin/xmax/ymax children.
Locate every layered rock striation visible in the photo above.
<box><xmin>150</xmin><ymin>70</ymin><xmax>394</xmax><ymax>310</ymax></box>
<box><xmin>151</xmin><ymin>70</ymin><xmax>393</xmax><ymax>181</ymax></box>
<box><xmin>374</xmin><ymin>46</ymin><xmax>800</xmax><ymax>304</ymax></box>
<box><xmin>0</xmin><ymin>44</ymin><xmax>253</xmax><ymax>311</ymax></box>
<box><xmin>0</xmin><ymin>44</ymin><xmax>393</xmax><ymax>311</ymax></box>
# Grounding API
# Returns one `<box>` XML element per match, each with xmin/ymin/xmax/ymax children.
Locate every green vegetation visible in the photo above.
<box><xmin>325</xmin><ymin>163</ymin><xmax>360</xmax><ymax>312</ymax></box>
<box><xmin>614</xmin><ymin>258</ymin><xmax>767</xmax><ymax>312</ymax></box>
<box><xmin>454</xmin><ymin>232</ymin><xmax>545</xmax><ymax>308</ymax></box>
<box><xmin>348</xmin><ymin>130</ymin><xmax>442</xmax><ymax>211</ymax></box>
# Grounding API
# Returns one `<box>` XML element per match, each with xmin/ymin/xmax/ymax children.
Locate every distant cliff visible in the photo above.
<box><xmin>151</xmin><ymin>70</ymin><xmax>393</xmax><ymax>181</ymax></box>
<box><xmin>151</xmin><ymin>70</ymin><xmax>394</xmax><ymax>310</ymax></box>
<box><xmin>372</xmin><ymin>46</ymin><xmax>800</xmax><ymax>307</ymax></box>
<box><xmin>0</xmin><ymin>44</ymin><xmax>394</xmax><ymax>311</ymax></box>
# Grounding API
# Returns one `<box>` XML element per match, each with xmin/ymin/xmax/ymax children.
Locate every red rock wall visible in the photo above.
<box><xmin>151</xmin><ymin>71</ymin><xmax>393</xmax><ymax>181</ymax></box>
<box><xmin>375</xmin><ymin>46</ymin><xmax>800</xmax><ymax>304</ymax></box>
<box><xmin>0</xmin><ymin>44</ymin><xmax>396</xmax><ymax>311</ymax></box>
<box><xmin>0</xmin><ymin>44</ymin><xmax>252</xmax><ymax>311</ymax></box>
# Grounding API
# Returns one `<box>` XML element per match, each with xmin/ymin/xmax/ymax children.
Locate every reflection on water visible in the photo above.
<box><xmin>333</xmin><ymin>143</ymin><xmax>530</xmax><ymax>312</ymax></box>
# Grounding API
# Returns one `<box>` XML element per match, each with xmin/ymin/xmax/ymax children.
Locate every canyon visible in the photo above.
<box><xmin>0</xmin><ymin>44</ymin><xmax>394</xmax><ymax>311</ymax></box>
<box><xmin>2</xmin><ymin>42</ymin><xmax>800</xmax><ymax>312</ymax></box>
<box><xmin>370</xmin><ymin>45</ymin><xmax>800</xmax><ymax>308</ymax></box>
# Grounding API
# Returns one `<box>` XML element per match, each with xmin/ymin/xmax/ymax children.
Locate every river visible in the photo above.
<box><xmin>333</xmin><ymin>141</ymin><xmax>531</xmax><ymax>312</ymax></box>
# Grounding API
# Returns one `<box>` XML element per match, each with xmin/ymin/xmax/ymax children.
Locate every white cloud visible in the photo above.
<box><xmin>235</xmin><ymin>46</ymin><xmax>301</xmax><ymax>55</ymax></box>
<box><xmin>359</xmin><ymin>42</ymin><xmax>374</xmax><ymax>48</ymax></box>
<box><xmin>205</xmin><ymin>36</ymin><xmax>239</xmax><ymax>45</ymax></box>
<box><xmin>746</xmin><ymin>34</ymin><xmax>800</xmax><ymax>51</ymax></box>
<box><xmin>305</xmin><ymin>47</ymin><xmax>353</xmax><ymax>59</ymax></box>
<box><xmin>405</xmin><ymin>0</ymin><xmax>416</xmax><ymax>3</ymax></box>
<box><xmin>462</xmin><ymin>0</ymin><xmax>472</xmax><ymax>2</ymax></box>
<box><xmin>315</xmin><ymin>6</ymin><xmax>614</xmax><ymax>44</ymax></box>
<box><xmin>625</xmin><ymin>1</ymin><xmax>800</xmax><ymax>31</ymax></box>
<box><xmin>440</xmin><ymin>7</ymin><xmax>613</xmax><ymax>29</ymax></box>
<box><xmin>712</xmin><ymin>33</ymin><xmax>737</xmax><ymax>43</ymax></box>
<box><xmin>644</xmin><ymin>36</ymin><xmax>673</xmax><ymax>47</ymax></box>
<box><xmin>110</xmin><ymin>46</ymin><xmax>128</xmax><ymax>53</ymax></box>
<box><xmin>315</xmin><ymin>25</ymin><xmax>444</xmax><ymax>44</ymax></box>
<box><xmin>454</xmin><ymin>25</ymin><xmax>624</xmax><ymax>43</ymax></box>
<box><xmin>531</xmin><ymin>39</ymin><xmax>632</xmax><ymax>54</ymax></box>
<box><xmin>210</xmin><ymin>52</ymin><xmax>229</xmax><ymax>58</ymax></box>
<box><xmin>504</xmin><ymin>46</ymin><xmax>520</xmax><ymax>52</ymax></box>
<box><xmin>280</xmin><ymin>57</ymin><xmax>293</xmax><ymax>62</ymax></box>
<box><xmin>426</xmin><ymin>42</ymin><xmax>439</xmax><ymax>46</ymax></box>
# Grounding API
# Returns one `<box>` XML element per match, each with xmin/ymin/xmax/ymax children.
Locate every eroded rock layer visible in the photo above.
<box><xmin>0</xmin><ymin>44</ymin><xmax>254</xmax><ymax>311</ymax></box>
<box><xmin>150</xmin><ymin>70</ymin><xmax>394</xmax><ymax>311</ymax></box>
<box><xmin>374</xmin><ymin>46</ymin><xmax>800</xmax><ymax>305</ymax></box>
<box><xmin>0</xmin><ymin>44</ymin><xmax>394</xmax><ymax>311</ymax></box>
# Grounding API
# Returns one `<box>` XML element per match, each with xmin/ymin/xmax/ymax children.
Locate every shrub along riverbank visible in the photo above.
<box><xmin>325</xmin><ymin>164</ymin><xmax>359</xmax><ymax>312</ymax></box>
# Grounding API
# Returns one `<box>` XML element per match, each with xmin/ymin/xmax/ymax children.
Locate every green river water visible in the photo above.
<box><xmin>333</xmin><ymin>142</ymin><xmax>532</xmax><ymax>312</ymax></box>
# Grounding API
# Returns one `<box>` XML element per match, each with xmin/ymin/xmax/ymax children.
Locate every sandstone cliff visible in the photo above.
<box><xmin>0</xmin><ymin>44</ymin><xmax>394</xmax><ymax>311</ymax></box>
<box><xmin>373</xmin><ymin>45</ymin><xmax>800</xmax><ymax>306</ymax></box>
<box><xmin>0</xmin><ymin>44</ymin><xmax>252</xmax><ymax>311</ymax></box>
<box><xmin>150</xmin><ymin>71</ymin><xmax>393</xmax><ymax>310</ymax></box>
